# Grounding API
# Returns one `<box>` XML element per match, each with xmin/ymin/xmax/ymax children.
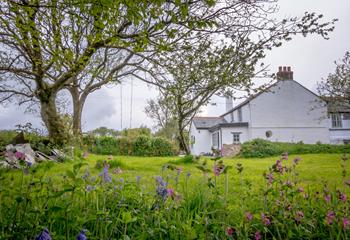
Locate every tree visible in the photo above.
<box><xmin>89</xmin><ymin>127</ymin><xmax>120</xmax><ymax>138</ymax></box>
<box><xmin>0</xmin><ymin>0</ymin><xmax>218</xmax><ymax>144</ymax></box>
<box><xmin>318</xmin><ymin>51</ymin><xmax>350</xmax><ymax>111</ymax></box>
<box><xmin>0</xmin><ymin>0</ymin><xmax>336</xmax><ymax>145</ymax></box>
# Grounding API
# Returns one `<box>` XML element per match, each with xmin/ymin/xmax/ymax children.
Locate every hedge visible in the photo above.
<box><xmin>241</xmin><ymin>138</ymin><xmax>350</xmax><ymax>158</ymax></box>
<box><xmin>86</xmin><ymin>136</ymin><xmax>175</xmax><ymax>156</ymax></box>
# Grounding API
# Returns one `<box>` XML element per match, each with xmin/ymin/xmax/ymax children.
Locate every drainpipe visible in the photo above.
<box><xmin>220</xmin><ymin>128</ymin><xmax>223</xmax><ymax>156</ymax></box>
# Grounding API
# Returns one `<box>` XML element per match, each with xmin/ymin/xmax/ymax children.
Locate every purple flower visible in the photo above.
<box><xmin>326</xmin><ymin>211</ymin><xmax>335</xmax><ymax>225</ymax></box>
<box><xmin>155</xmin><ymin>176</ymin><xmax>168</xmax><ymax>201</ymax></box>
<box><xmin>281</xmin><ymin>152</ymin><xmax>288</xmax><ymax>160</ymax></box>
<box><xmin>15</xmin><ymin>151</ymin><xmax>25</xmax><ymax>160</ymax></box>
<box><xmin>261</xmin><ymin>213</ymin><xmax>271</xmax><ymax>226</ymax></box>
<box><xmin>324</xmin><ymin>194</ymin><xmax>331</xmax><ymax>202</ymax></box>
<box><xmin>86</xmin><ymin>185</ymin><xmax>95</xmax><ymax>192</ymax></box>
<box><xmin>338</xmin><ymin>192</ymin><xmax>347</xmax><ymax>202</ymax></box>
<box><xmin>186</xmin><ymin>172</ymin><xmax>191</xmax><ymax>178</ymax></box>
<box><xmin>255</xmin><ymin>231</ymin><xmax>262</xmax><ymax>240</ymax></box>
<box><xmin>295</xmin><ymin>211</ymin><xmax>304</xmax><ymax>223</ymax></box>
<box><xmin>213</xmin><ymin>163</ymin><xmax>224</xmax><ymax>176</ymax></box>
<box><xmin>226</xmin><ymin>227</ymin><xmax>234</xmax><ymax>236</ymax></box>
<box><xmin>293</xmin><ymin>157</ymin><xmax>301</xmax><ymax>165</ymax></box>
<box><xmin>82</xmin><ymin>170</ymin><xmax>90</xmax><ymax>180</ymax></box>
<box><xmin>267</xmin><ymin>173</ymin><xmax>274</xmax><ymax>185</ymax></box>
<box><xmin>342</xmin><ymin>217</ymin><xmax>349</xmax><ymax>229</ymax></box>
<box><xmin>297</xmin><ymin>187</ymin><xmax>304</xmax><ymax>193</ymax></box>
<box><xmin>77</xmin><ymin>229</ymin><xmax>87</xmax><ymax>240</ymax></box>
<box><xmin>99</xmin><ymin>165</ymin><xmax>112</xmax><ymax>183</ymax></box>
<box><xmin>167</xmin><ymin>188</ymin><xmax>175</xmax><ymax>198</ymax></box>
<box><xmin>245</xmin><ymin>212</ymin><xmax>253</xmax><ymax>221</ymax></box>
<box><xmin>136</xmin><ymin>176</ymin><xmax>141</xmax><ymax>184</ymax></box>
<box><xmin>35</xmin><ymin>228</ymin><xmax>51</xmax><ymax>240</ymax></box>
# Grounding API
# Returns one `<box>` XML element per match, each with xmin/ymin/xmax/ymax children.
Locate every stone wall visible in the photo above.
<box><xmin>222</xmin><ymin>143</ymin><xmax>241</xmax><ymax>157</ymax></box>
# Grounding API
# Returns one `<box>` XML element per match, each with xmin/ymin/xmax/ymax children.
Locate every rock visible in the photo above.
<box><xmin>221</xmin><ymin>144</ymin><xmax>242</xmax><ymax>157</ymax></box>
<box><xmin>5</xmin><ymin>143</ymin><xmax>36</xmax><ymax>166</ymax></box>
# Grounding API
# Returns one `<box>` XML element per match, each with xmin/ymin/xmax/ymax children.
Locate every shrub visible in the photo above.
<box><xmin>95</xmin><ymin>137</ymin><xmax>118</xmax><ymax>155</ymax></box>
<box><xmin>133</xmin><ymin>135</ymin><xmax>152</xmax><ymax>156</ymax></box>
<box><xmin>241</xmin><ymin>138</ymin><xmax>350</xmax><ymax>158</ymax></box>
<box><xmin>151</xmin><ymin>137</ymin><xmax>174</xmax><ymax>156</ymax></box>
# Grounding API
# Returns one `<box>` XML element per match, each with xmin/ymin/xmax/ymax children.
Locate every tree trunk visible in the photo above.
<box><xmin>70</xmin><ymin>88</ymin><xmax>86</xmax><ymax>137</ymax></box>
<box><xmin>39</xmin><ymin>91</ymin><xmax>67</xmax><ymax>145</ymax></box>
<box><xmin>177</xmin><ymin>119</ymin><xmax>190</xmax><ymax>155</ymax></box>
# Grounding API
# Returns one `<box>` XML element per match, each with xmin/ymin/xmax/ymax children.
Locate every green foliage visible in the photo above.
<box><xmin>241</xmin><ymin>138</ymin><xmax>350</xmax><ymax>158</ymax></box>
<box><xmin>0</xmin><ymin>154</ymin><xmax>348</xmax><ymax>239</ymax></box>
<box><xmin>168</xmin><ymin>155</ymin><xmax>194</xmax><ymax>165</ymax></box>
<box><xmin>86</xmin><ymin>135</ymin><xmax>176</xmax><ymax>156</ymax></box>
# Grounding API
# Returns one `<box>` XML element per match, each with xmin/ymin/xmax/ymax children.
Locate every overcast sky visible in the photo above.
<box><xmin>1</xmin><ymin>0</ymin><xmax>349</xmax><ymax>132</ymax></box>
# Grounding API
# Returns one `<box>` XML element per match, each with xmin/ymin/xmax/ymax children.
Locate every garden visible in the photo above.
<box><xmin>0</xmin><ymin>151</ymin><xmax>349</xmax><ymax>239</ymax></box>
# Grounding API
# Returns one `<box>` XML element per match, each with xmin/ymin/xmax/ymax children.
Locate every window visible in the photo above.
<box><xmin>238</xmin><ymin>108</ymin><xmax>242</xmax><ymax>122</ymax></box>
<box><xmin>212</xmin><ymin>132</ymin><xmax>220</xmax><ymax>149</ymax></box>
<box><xmin>331</xmin><ymin>113</ymin><xmax>342</xmax><ymax>128</ymax></box>
<box><xmin>232</xmin><ymin>132</ymin><xmax>241</xmax><ymax>143</ymax></box>
<box><xmin>190</xmin><ymin>135</ymin><xmax>195</xmax><ymax>148</ymax></box>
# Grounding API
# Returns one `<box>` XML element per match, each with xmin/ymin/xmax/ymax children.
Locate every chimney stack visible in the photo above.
<box><xmin>277</xmin><ymin>66</ymin><xmax>293</xmax><ymax>80</ymax></box>
<box><xmin>225</xmin><ymin>96</ymin><xmax>233</xmax><ymax>112</ymax></box>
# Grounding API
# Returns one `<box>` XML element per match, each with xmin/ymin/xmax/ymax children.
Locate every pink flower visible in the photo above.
<box><xmin>82</xmin><ymin>152</ymin><xmax>89</xmax><ymax>159</ymax></box>
<box><xmin>113</xmin><ymin>167</ymin><xmax>123</xmax><ymax>174</ymax></box>
<box><xmin>324</xmin><ymin>194</ymin><xmax>331</xmax><ymax>202</ymax></box>
<box><xmin>326</xmin><ymin>211</ymin><xmax>335</xmax><ymax>225</ymax></box>
<box><xmin>295</xmin><ymin>211</ymin><xmax>304</xmax><ymax>223</ymax></box>
<box><xmin>281</xmin><ymin>152</ymin><xmax>288</xmax><ymax>160</ymax></box>
<box><xmin>15</xmin><ymin>151</ymin><xmax>25</xmax><ymax>160</ymax></box>
<box><xmin>167</xmin><ymin>188</ymin><xmax>175</xmax><ymax>198</ymax></box>
<box><xmin>293</xmin><ymin>157</ymin><xmax>301</xmax><ymax>165</ymax></box>
<box><xmin>267</xmin><ymin>173</ymin><xmax>274</xmax><ymax>185</ymax></box>
<box><xmin>261</xmin><ymin>213</ymin><xmax>271</xmax><ymax>226</ymax></box>
<box><xmin>245</xmin><ymin>212</ymin><xmax>253</xmax><ymax>222</ymax></box>
<box><xmin>226</xmin><ymin>227</ymin><xmax>234</xmax><ymax>236</ymax></box>
<box><xmin>342</xmin><ymin>217</ymin><xmax>349</xmax><ymax>229</ymax></box>
<box><xmin>297</xmin><ymin>187</ymin><xmax>304</xmax><ymax>193</ymax></box>
<box><xmin>255</xmin><ymin>231</ymin><xmax>262</xmax><ymax>240</ymax></box>
<box><xmin>213</xmin><ymin>164</ymin><xmax>224</xmax><ymax>176</ymax></box>
<box><xmin>338</xmin><ymin>192</ymin><xmax>347</xmax><ymax>202</ymax></box>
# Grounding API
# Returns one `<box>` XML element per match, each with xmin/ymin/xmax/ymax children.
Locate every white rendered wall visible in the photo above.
<box><xmin>221</xmin><ymin>127</ymin><xmax>249</xmax><ymax>144</ymax></box>
<box><xmin>189</xmin><ymin>123</ymin><xmax>212</xmax><ymax>155</ymax></box>
<box><xmin>249</xmin><ymin>80</ymin><xmax>330</xmax><ymax>144</ymax></box>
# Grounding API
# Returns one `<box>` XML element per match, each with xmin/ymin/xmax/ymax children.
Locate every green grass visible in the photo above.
<box><xmin>2</xmin><ymin>153</ymin><xmax>348</xmax><ymax>191</ymax></box>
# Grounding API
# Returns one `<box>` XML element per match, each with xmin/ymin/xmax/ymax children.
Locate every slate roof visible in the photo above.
<box><xmin>192</xmin><ymin>117</ymin><xmax>226</xmax><ymax>129</ymax></box>
<box><xmin>209</xmin><ymin>122</ymin><xmax>249</xmax><ymax>132</ymax></box>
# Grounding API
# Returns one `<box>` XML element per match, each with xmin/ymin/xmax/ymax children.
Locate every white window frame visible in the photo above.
<box><xmin>331</xmin><ymin>113</ymin><xmax>342</xmax><ymax>128</ymax></box>
<box><xmin>232</xmin><ymin>132</ymin><xmax>241</xmax><ymax>144</ymax></box>
<box><xmin>212</xmin><ymin>132</ymin><xmax>220</xmax><ymax>149</ymax></box>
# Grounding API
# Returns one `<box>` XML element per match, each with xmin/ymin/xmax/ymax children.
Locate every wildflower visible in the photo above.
<box><xmin>245</xmin><ymin>212</ymin><xmax>253</xmax><ymax>222</ymax></box>
<box><xmin>77</xmin><ymin>229</ymin><xmax>87</xmax><ymax>240</ymax></box>
<box><xmin>86</xmin><ymin>185</ymin><xmax>95</xmax><ymax>192</ymax></box>
<box><xmin>303</xmin><ymin>193</ymin><xmax>309</xmax><ymax>199</ymax></box>
<box><xmin>82</xmin><ymin>152</ymin><xmax>89</xmax><ymax>159</ymax></box>
<box><xmin>186</xmin><ymin>172</ymin><xmax>191</xmax><ymax>178</ymax></box>
<box><xmin>15</xmin><ymin>151</ymin><xmax>25</xmax><ymax>160</ymax></box>
<box><xmin>167</xmin><ymin>188</ymin><xmax>175</xmax><ymax>198</ymax></box>
<box><xmin>285</xmin><ymin>180</ymin><xmax>292</xmax><ymax>187</ymax></box>
<box><xmin>176</xmin><ymin>166</ymin><xmax>183</xmax><ymax>175</ymax></box>
<box><xmin>281</xmin><ymin>152</ymin><xmax>288</xmax><ymax>160</ymax></box>
<box><xmin>226</xmin><ymin>227</ymin><xmax>235</xmax><ymax>236</ymax></box>
<box><xmin>136</xmin><ymin>176</ymin><xmax>141</xmax><ymax>184</ymax></box>
<box><xmin>297</xmin><ymin>187</ymin><xmax>304</xmax><ymax>193</ymax></box>
<box><xmin>338</xmin><ymin>192</ymin><xmax>347</xmax><ymax>202</ymax></box>
<box><xmin>255</xmin><ymin>231</ymin><xmax>262</xmax><ymax>240</ymax></box>
<box><xmin>342</xmin><ymin>217</ymin><xmax>349</xmax><ymax>229</ymax></box>
<box><xmin>324</xmin><ymin>194</ymin><xmax>331</xmax><ymax>202</ymax></box>
<box><xmin>107</xmin><ymin>155</ymin><xmax>113</xmax><ymax>160</ymax></box>
<box><xmin>285</xmin><ymin>204</ymin><xmax>292</xmax><ymax>211</ymax></box>
<box><xmin>113</xmin><ymin>167</ymin><xmax>123</xmax><ymax>175</ymax></box>
<box><xmin>213</xmin><ymin>163</ymin><xmax>225</xmax><ymax>176</ymax></box>
<box><xmin>326</xmin><ymin>211</ymin><xmax>335</xmax><ymax>225</ymax></box>
<box><xmin>35</xmin><ymin>228</ymin><xmax>51</xmax><ymax>240</ymax></box>
<box><xmin>293</xmin><ymin>156</ymin><xmax>301</xmax><ymax>165</ymax></box>
<box><xmin>82</xmin><ymin>169</ymin><xmax>90</xmax><ymax>180</ymax></box>
<box><xmin>345</xmin><ymin>179</ymin><xmax>350</xmax><ymax>187</ymax></box>
<box><xmin>261</xmin><ymin>213</ymin><xmax>271</xmax><ymax>226</ymax></box>
<box><xmin>155</xmin><ymin>176</ymin><xmax>168</xmax><ymax>201</ymax></box>
<box><xmin>267</xmin><ymin>173</ymin><xmax>274</xmax><ymax>185</ymax></box>
<box><xmin>295</xmin><ymin>211</ymin><xmax>304</xmax><ymax>223</ymax></box>
<box><xmin>99</xmin><ymin>165</ymin><xmax>112</xmax><ymax>183</ymax></box>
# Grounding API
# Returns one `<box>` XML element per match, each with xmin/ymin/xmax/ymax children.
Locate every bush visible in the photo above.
<box><xmin>151</xmin><ymin>137</ymin><xmax>175</xmax><ymax>156</ymax></box>
<box><xmin>133</xmin><ymin>135</ymin><xmax>152</xmax><ymax>156</ymax></box>
<box><xmin>95</xmin><ymin>137</ymin><xmax>118</xmax><ymax>155</ymax></box>
<box><xmin>241</xmin><ymin>138</ymin><xmax>350</xmax><ymax>158</ymax></box>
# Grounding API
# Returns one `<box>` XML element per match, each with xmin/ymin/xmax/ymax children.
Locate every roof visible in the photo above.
<box><xmin>209</xmin><ymin>122</ymin><xmax>249</xmax><ymax>132</ymax></box>
<box><xmin>220</xmin><ymin>79</ymin><xmax>323</xmax><ymax>117</ymax></box>
<box><xmin>192</xmin><ymin>117</ymin><xmax>226</xmax><ymax>129</ymax></box>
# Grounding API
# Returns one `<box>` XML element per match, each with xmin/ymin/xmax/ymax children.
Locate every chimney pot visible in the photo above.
<box><xmin>277</xmin><ymin>66</ymin><xmax>293</xmax><ymax>80</ymax></box>
<box><xmin>279</xmin><ymin>66</ymin><xmax>282</xmax><ymax>71</ymax></box>
<box><xmin>283</xmin><ymin>66</ymin><xmax>287</xmax><ymax>72</ymax></box>
<box><xmin>287</xmin><ymin>66</ymin><xmax>291</xmax><ymax>71</ymax></box>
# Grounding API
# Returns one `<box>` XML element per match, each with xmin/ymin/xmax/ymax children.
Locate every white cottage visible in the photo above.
<box><xmin>189</xmin><ymin>66</ymin><xmax>350</xmax><ymax>155</ymax></box>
